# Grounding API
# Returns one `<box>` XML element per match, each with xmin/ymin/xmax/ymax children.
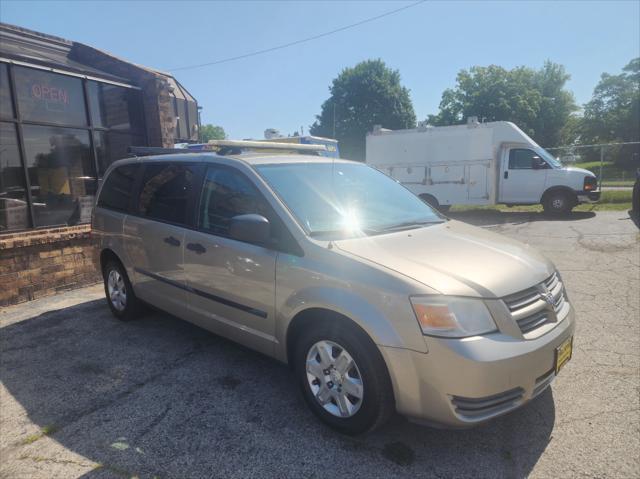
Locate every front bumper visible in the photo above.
<box><xmin>577</xmin><ymin>190</ymin><xmax>601</xmax><ymax>203</ymax></box>
<box><xmin>380</xmin><ymin>306</ymin><xmax>575</xmax><ymax>428</ymax></box>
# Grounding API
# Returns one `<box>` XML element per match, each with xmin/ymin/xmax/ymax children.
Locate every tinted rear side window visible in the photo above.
<box><xmin>97</xmin><ymin>164</ymin><xmax>139</xmax><ymax>212</ymax></box>
<box><xmin>137</xmin><ymin>163</ymin><xmax>196</xmax><ymax>226</ymax></box>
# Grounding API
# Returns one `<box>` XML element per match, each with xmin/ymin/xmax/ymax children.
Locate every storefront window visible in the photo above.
<box><xmin>0</xmin><ymin>63</ymin><xmax>14</xmax><ymax>119</ymax></box>
<box><xmin>14</xmin><ymin>66</ymin><xmax>87</xmax><ymax>126</ymax></box>
<box><xmin>0</xmin><ymin>62</ymin><xmax>150</xmax><ymax>233</ymax></box>
<box><xmin>87</xmin><ymin>81</ymin><xmax>144</xmax><ymax>133</ymax></box>
<box><xmin>94</xmin><ymin>130</ymin><xmax>144</xmax><ymax>174</ymax></box>
<box><xmin>0</xmin><ymin>122</ymin><xmax>29</xmax><ymax>231</ymax></box>
<box><xmin>22</xmin><ymin>125</ymin><xmax>96</xmax><ymax>227</ymax></box>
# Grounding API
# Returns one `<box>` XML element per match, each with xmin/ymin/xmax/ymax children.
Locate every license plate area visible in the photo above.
<box><xmin>555</xmin><ymin>336</ymin><xmax>573</xmax><ymax>374</ymax></box>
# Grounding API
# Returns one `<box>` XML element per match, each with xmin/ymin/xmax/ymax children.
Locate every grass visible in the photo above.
<box><xmin>20</xmin><ymin>424</ymin><xmax>59</xmax><ymax>445</ymax></box>
<box><xmin>450</xmin><ymin>189</ymin><xmax>632</xmax><ymax>213</ymax></box>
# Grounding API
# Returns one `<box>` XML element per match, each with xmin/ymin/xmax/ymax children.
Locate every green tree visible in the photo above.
<box><xmin>310</xmin><ymin>59</ymin><xmax>416</xmax><ymax>160</ymax></box>
<box><xmin>199</xmin><ymin>124</ymin><xmax>226</xmax><ymax>142</ymax></box>
<box><xmin>580</xmin><ymin>58</ymin><xmax>640</xmax><ymax>165</ymax></box>
<box><xmin>428</xmin><ymin>61</ymin><xmax>577</xmax><ymax>147</ymax></box>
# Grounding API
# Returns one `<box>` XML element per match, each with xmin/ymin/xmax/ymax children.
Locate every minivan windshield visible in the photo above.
<box><xmin>255</xmin><ymin>162</ymin><xmax>443</xmax><ymax>239</ymax></box>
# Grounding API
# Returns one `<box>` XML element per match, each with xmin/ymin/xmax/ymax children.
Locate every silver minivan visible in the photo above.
<box><xmin>92</xmin><ymin>150</ymin><xmax>575</xmax><ymax>434</ymax></box>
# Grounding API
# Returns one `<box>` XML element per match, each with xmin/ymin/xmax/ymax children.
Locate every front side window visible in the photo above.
<box><xmin>256</xmin><ymin>162</ymin><xmax>442</xmax><ymax>239</ymax></box>
<box><xmin>0</xmin><ymin>122</ymin><xmax>29</xmax><ymax>231</ymax></box>
<box><xmin>137</xmin><ymin>163</ymin><xmax>195</xmax><ymax>226</ymax></box>
<box><xmin>199</xmin><ymin>166</ymin><xmax>271</xmax><ymax>236</ymax></box>
<box><xmin>508</xmin><ymin>149</ymin><xmax>546</xmax><ymax>170</ymax></box>
<box><xmin>22</xmin><ymin>125</ymin><xmax>96</xmax><ymax>227</ymax></box>
<box><xmin>14</xmin><ymin>66</ymin><xmax>87</xmax><ymax>126</ymax></box>
<box><xmin>98</xmin><ymin>164</ymin><xmax>140</xmax><ymax>212</ymax></box>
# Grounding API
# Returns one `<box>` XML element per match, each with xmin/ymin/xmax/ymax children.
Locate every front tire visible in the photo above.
<box><xmin>543</xmin><ymin>190</ymin><xmax>574</xmax><ymax>215</ymax></box>
<box><xmin>294</xmin><ymin>320</ymin><xmax>394</xmax><ymax>435</ymax></box>
<box><xmin>103</xmin><ymin>260</ymin><xmax>141</xmax><ymax>321</ymax></box>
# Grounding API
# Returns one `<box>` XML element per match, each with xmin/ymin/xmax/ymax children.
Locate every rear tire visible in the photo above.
<box><xmin>293</xmin><ymin>319</ymin><xmax>394</xmax><ymax>435</ymax></box>
<box><xmin>543</xmin><ymin>190</ymin><xmax>574</xmax><ymax>215</ymax></box>
<box><xmin>103</xmin><ymin>260</ymin><xmax>141</xmax><ymax>321</ymax></box>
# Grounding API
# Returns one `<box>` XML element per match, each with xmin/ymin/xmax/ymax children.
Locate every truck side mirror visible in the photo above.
<box><xmin>532</xmin><ymin>157</ymin><xmax>547</xmax><ymax>169</ymax></box>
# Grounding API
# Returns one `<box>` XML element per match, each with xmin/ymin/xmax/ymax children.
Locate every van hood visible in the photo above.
<box><xmin>334</xmin><ymin>220</ymin><xmax>554</xmax><ymax>298</ymax></box>
<box><xmin>562</xmin><ymin>166</ymin><xmax>595</xmax><ymax>177</ymax></box>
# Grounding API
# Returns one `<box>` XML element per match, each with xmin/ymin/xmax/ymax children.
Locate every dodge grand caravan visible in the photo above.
<box><xmin>92</xmin><ymin>149</ymin><xmax>575</xmax><ymax>434</ymax></box>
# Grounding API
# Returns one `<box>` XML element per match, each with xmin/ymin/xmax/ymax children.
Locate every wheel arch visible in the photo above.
<box><xmin>540</xmin><ymin>185</ymin><xmax>578</xmax><ymax>205</ymax></box>
<box><xmin>100</xmin><ymin>248</ymin><xmax>123</xmax><ymax>274</ymax></box>
<box><xmin>285</xmin><ymin>308</ymin><xmax>376</xmax><ymax>367</ymax></box>
<box><xmin>418</xmin><ymin>193</ymin><xmax>439</xmax><ymax>208</ymax></box>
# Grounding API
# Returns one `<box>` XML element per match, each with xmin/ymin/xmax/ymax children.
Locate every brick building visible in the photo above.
<box><xmin>0</xmin><ymin>23</ymin><xmax>199</xmax><ymax>305</ymax></box>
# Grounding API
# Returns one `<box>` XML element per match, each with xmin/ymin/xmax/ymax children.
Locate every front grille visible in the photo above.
<box><xmin>451</xmin><ymin>387</ymin><xmax>524</xmax><ymax>420</ymax></box>
<box><xmin>503</xmin><ymin>272</ymin><xmax>566</xmax><ymax>335</ymax></box>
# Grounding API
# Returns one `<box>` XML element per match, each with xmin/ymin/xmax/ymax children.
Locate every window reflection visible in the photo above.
<box><xmin>0</xmin><ymin>122</ymin><xmax>29</xmax><ymax>231</ymax></box>
<box><xmin>14</xmin><ymin>66</ymin><xmax>87</xmax><ymax>126</ymax></box>
<box><xmin>0</xmin><ymin>63</ymin><xmax>14</xmax><ymax>119</ymax></box>
<box><xmin>87</xmin><ymin>81</ymin><xmax>144</xmax><ymax>133</ymax></box>
<box><xmin>22</xmin><ymin>125</ymin><xmax>96</xmax><ymax>227</ymax></box>
<box><xmin>94</xmin><ymin>130</ymin><xmax>144</xmax><ymax>175</ymax></box>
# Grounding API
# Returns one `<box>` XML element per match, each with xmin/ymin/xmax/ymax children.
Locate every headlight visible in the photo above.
<box><xmin>410</xmin><ymin>296</ymin><xmax>497</xmax><ymax>338</ymax></box>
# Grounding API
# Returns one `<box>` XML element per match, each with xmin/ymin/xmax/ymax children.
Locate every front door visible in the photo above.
<box><xmin>499</xmin><ymin>148</ymin><xmax>549</xmax><ymax>203</ymax></box>
<box><xmin>183</xmin><ymin>165</ymin><xmax>278</xmax><ymax>355</ymax></box>
<box><xmin>125</xmin><ymin>162</ymin><xmax>199</xmax><ymax>317</ymax></box>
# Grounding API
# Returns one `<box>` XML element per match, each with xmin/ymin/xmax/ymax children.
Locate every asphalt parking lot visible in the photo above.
<box><xmin>1</xmin><ymin>210</ymin><xmax>638</xmax><ymax>479</ymax></box>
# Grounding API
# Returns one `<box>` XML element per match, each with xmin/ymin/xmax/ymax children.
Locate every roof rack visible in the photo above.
<box><xmin>189</xmin><ymin>139</ymin><xmax>328</xmax><ymax>155</ymax></box>
<box><xmin>128</xmin><ymin>140</ymin><xmax>328</xmax><ymax>158</ymax></box>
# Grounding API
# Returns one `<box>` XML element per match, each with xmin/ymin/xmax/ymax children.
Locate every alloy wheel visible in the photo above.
<box><xmin>107</xmin><ymin>269</ymin><xmax>127</xmax><ymax>312</ymax></box>
<box><xmin>305</xmin><ymin>340</ymin><xmax>364</xmax><ymax>418</ymax></box>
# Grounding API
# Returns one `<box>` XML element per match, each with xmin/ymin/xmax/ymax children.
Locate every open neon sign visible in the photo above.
<box><xmin>31</xmin><ymin>84</ymin><xmax>69</xmax><ymax>104</ymax></box>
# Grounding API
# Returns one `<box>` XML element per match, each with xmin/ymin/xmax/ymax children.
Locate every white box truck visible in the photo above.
<box><xmin>366</xmin><ymin>120</ymin><xmax>600</xmax><ymax>214</ymax></box>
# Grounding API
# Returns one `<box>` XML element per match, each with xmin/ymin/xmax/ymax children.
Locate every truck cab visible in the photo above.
<box><xmin>498</xmin><ymin>143</ymin><xmax>600</xmax><ymax>213</ymax></box>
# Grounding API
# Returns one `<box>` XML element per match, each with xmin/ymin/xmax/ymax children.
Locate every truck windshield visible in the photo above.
<box><xmin>538</xmin><ymin>148</ymin><xmax>563</xmax><ymax>168</ymax></box>
<box><xmin>255</xmin><ymin>162</ymin><xmax>443</xmax><ymax>239</ymax></box>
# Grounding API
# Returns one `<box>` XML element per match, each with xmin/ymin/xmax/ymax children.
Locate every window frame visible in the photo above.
<box><xmin>0</xmin><ymin>60</ymin><xmax>149</xmax><ymax>233</ymax></box>
<box><xmin>508</xmin><ymin>148</ymin><xmax>547</xmax><ymax>170</ymax></box>
<box><xmin>193</xmin><ymin>163</ymin><xmax>302</xmax><ymax>255</ymax></box>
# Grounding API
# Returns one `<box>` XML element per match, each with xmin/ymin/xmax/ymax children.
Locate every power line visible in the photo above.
<box><xmin>168</xmin><ymin>0</ymin><xmax>428</xmax><ymax>72</ymax></box>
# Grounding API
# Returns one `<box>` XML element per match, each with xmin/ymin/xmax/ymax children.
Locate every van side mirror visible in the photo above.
<box><xmin>229</xmin><ymin>214</ymin><xmax>270</xmax><ymax>244</ymax></box>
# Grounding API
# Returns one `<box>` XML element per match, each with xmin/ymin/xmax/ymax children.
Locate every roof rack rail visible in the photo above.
<box><xmin>206</xmin><ymin>140</ymin><xmax>327</xmax><ymax>151</ymax></box>
<box><xmin>187</xmin><ymin>139</ymin><xmax>328</xmax><ymax>156</ymax></box>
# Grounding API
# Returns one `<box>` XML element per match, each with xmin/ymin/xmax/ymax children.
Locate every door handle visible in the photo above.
<box><xmin>187</xmin><ymin>242</ymin><xmax>206</xmax><ymax>254</ymax></box>
<box><xmin>163</xmin><ymin>236</ymin><xmax>181</xmax><ymax>247</ymax></box>
<box><xmin>504</xmin><ymin>171</ymin><xmax>509</xmax><ymax>179</ymax></box>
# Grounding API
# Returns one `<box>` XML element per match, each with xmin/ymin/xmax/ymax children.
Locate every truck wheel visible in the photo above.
<box><xmin>543</xmin><ymin>191</ymin><xmax>574</xmax><ymax>215</ymax></box>
<box><xmin>103</xmin><ymin>260</ymin><xmax>141</xmax><ymax>321</ymax></box>
<box><xmin>294</xmin><ymin>320</ymin><xmax>394</xmax><ymax>435</ymax></box>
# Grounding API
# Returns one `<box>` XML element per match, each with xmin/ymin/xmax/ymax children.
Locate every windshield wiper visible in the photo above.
<box><xmin>380</xmin><ymin>219</ymin><xmax>444</xmax><ymax>232</ymax></box>
<box><xmin>309</xmin><ymin>228</ymin><xmax>380</xmax><ymax>239</ymax></box>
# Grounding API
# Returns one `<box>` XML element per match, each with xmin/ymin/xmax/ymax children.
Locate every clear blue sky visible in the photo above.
<box><xmin>1</xmin><ymin>1</ymin><xmax>639</xmax><ymax>140</ymax></box>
